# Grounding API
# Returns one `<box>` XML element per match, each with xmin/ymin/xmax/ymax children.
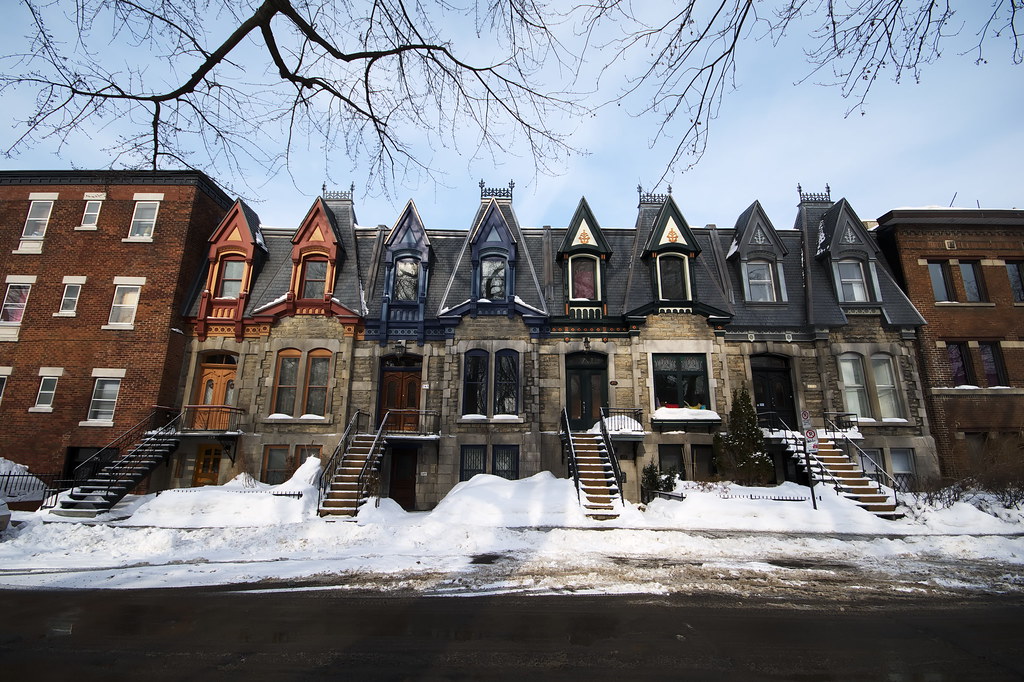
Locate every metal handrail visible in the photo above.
<box><xmin>824</xmin><ymin>414</ymin><xmax>902</xmax><ymax>507</ymax></box>
<box><xmin>380</xmin><ymin>409</ymin><xmax>440</xmax><ymax>436</ymax></box>
<box><xmin>598</xmin><ymin>408</ymin><xmax>625</xmax><ymax>507</ymax></box>
<box><xmin>559</xmin><ymin>408</ymin><xmax>581</xmax><ymax>503</ymax></box>
<box><xmin>356</xmin><ymin>411</ymin><xmax>391</xmax><ymax>509</ymax></box>
<box><xmin>765</xmin><ymin>415</ymin><xmax>821</xmax><ymax>511</ymax></box>
<box><xmin>318</xmin><ymin>410</ymin><xmax>367</xmax><ymax>507</ymax></box>
<box><xmin>71</xmin><ymin>406</ymin><xmax>179</xmax><ymax>482</ymax></box>
<box><xmin>180</xmin><ymin>404</ymin><xmax>246</xmax><ymax>431</ymax></box>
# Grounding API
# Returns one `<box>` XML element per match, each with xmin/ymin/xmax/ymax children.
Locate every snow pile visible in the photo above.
<box><xmin>652</xmin><ymin>407</ymin><xmax>721</xmax><ymax>421</ymax></box>
<box><xmin>0</xmin><ymin>457</ymin><xmax>46</xmax><ymax>502</ymax></box>
<box><xmin>428</xmin><ymin>472</ymin><xmax>594</xmax><ymax>527</ymax></box>
<box><xmin>588</xmin><ymin>415</ymin><xmax>645</xmax><ymax>434</ymax></box>
<box><xmin>122</xmin><ymin>456</ymin><xmax>322</xmax><ymax>528</ymax></box>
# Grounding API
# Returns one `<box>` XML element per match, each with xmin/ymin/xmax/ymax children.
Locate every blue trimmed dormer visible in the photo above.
<box><xmin>470</xmin><ymin>200</ymin><xmax>517</xmax><ymax>311</ymax></box>
<box><xmin>380</xmin><ymin>200</ymin><xmax>432</xmax><ymax>344</ymax></box>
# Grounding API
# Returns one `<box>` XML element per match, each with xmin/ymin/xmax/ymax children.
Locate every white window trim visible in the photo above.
<box><xmin>1</xmin><ymin>278</ymin><xmax>35</xmax><ymax>340</ymax></box>
<box><xmin>77</xmin><ymin>198</ymin><xmax>104</xmax><ymax>231</ymax></box>
<box><xmin>834</xmin><ymin>259</ymin><xmax>870</xmax><ymax>303</ymax></box>
<box><xmin>124</xmin><ymin>200</ymin><xmax>161</xmax><ymax>242</ymax></box>
<box><xmin>80</xmin><ymin>373</ymin><xmax>123</xmax><ymax>426</ymax></box>
<box><xmin>0</xmin><ymin>367</ymin><xmax>11</xmax><ymax>405</ymax></box>
<box><xmin>15</xmin><ymin>199</ymin><xmax>55</xmax><ymax>254</ymax></box>
<box><xmin>742</xmin><ymin>259</ymin><xmax>777</xmax><ymax>303</ymax></box>
<box><xmin>30</xmin><ymin>368</ymin><xmax>63</xmax><ymax>413</ymax></box>
<box><xmin>568</xmin><ymin>254</ymin><xmax>601</xmax><ymax>302</ymax></box>
<box><xmin>656</xmin><ymin>254</ymin><xmax>691</xmax><ymax>301</ymax></box>
<box><xmin>55</xmin><ymin>277</ymin><xmax>85</xmax><ymax>317</ymax></box>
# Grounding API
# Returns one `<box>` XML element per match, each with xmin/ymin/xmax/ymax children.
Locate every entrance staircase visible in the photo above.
<box><xmin>319</xmin><ymin>434</ymin><xmax>380</xmax><ymax>517</ymax></box>
<box><xmin>563</xmin><ymin>427</ymin><xmax>624</xmax><ymax>521</ymax></box>
<box><xmin>52</xmin><ymin>431</ymin><xmax>181</xmax><ymax>517</ymax></box>
<box><xmin>794</xmin><ymin>436</ymin><xmax>901</xmax><ymax>519</ymax></box>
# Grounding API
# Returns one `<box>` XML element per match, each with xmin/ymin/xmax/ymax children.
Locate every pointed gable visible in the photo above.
<box><xmin>206</xmin><ymin>199</ymin><xmax>266</xmax><ymax>261</ymax></box>
<box><xmin>558</xmin><ymin>197</ymin><xmax>611</xmax><ymax>259</ymax></box>
<box><xmin>643</xmin><ymin>196</ymin><xmax>700</xmax><ymax>256</ymax></box>
<box><xmin>292</xmin><ymin>197</ymin><xmax>343</xmax><ymax>263</ymax></box>
<box><xmin>470</xmin><ymin>199</ymin><xmax>517</xmax><ymax>254</ymax></box>
<box><xmin>386</xmin><ymin>199</ymin><xmax>431</xmax><ymax>256</ymax></box>
<box><xmin>729</xmin><ymin>200</ymin><xmax>788</xmax><ymax>260</ymax></box>
<box><xmin>816</xmin><ymin>198</ymin><xmax>879</xmax><ymax>260</ymax></box>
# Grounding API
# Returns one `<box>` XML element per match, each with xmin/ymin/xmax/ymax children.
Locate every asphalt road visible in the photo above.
<box><xmin>1</xmin><ymin>587</ymin><xmax>1022</xmax><ymax>680</ymax></box>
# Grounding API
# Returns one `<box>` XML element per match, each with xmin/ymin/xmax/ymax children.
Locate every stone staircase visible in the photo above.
<box><xmin>52</xmin><ymin>434</ymin><xmax>180</xmax><ymax>517</ymax></box>
<box><xmin>798</xmin><ymin>437</ymin><xmax>901</xmax><ymax>519</ymax></box>
<box><xmin>319</xmin><ymin>434</ymin><xmax>378</xmax><ymax>517</ymax></box>
<box><xmin>568</xmin><ymin>432</ymin><xmax>623</xmax><ymax>521</ymax></box>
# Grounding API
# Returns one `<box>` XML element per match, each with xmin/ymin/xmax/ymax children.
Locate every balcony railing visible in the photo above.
<box><xmin>180</xmin><ymin>405</ymin><xmax>246</xmax><ymax>432</ymax></box>
<box><xmin>381</xmin><ymin>409</ymin><xmax>440</xmax><ymax>437</ymax></box>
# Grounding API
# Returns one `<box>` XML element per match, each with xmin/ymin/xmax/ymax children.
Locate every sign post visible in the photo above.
<box><xmin>799</xmin><ymin>409</ymin><xmax>818</xmax><ymax>510</ymax></box>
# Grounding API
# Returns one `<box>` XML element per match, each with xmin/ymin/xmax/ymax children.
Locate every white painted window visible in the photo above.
<box><xmin>128</xmin><ymin>201</ymin><xmax>160</xmax><ymax>238</ymax></box>
<box><xmin>108</xmin><ymin>285</ymin><xmax>141</xmax><ymax>325</ymax></box>
<box><xmin>81</xmin><ymin>200</ymin><xmax>103</xmax><ymax>228</ymax></box>
<box><xmin>22</xmin><ymin>200</ymin><xmax>53</xmax><ymax>239</ymax></box>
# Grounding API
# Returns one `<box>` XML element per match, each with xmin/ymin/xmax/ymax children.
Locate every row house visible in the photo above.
<box><xmin>172</xmin><ymin>183</ymin><xmax>937</xmax><ymax>516</ymax></box>
<box><xmin>0</xmin><ymin>170</ymin><xmax>231</xmax><ymax>491</ymax></box>
<box><xmin>875</xmin><ymin>209</ymin><xmax>1024</xmax><ymax>481</ymax></box>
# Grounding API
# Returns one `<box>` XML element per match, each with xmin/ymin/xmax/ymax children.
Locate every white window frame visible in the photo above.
<box><xmin>871</xmin><ymin>353</ymin><xmax>903</xmax><ymax>419</ymax></box>
<box><xmin>56</xmin><ymin>276</ymin><xmax>86</xmax><ymax>316</ymax></box>
<box><xmin>0</xmin><ymin>367</ymin><xmax>11</xmax><ymax>405</ymax></box>
<box><xmin>838</xmin><ymin>353</ymin><xmax>872</xmax><ymax>419</ymax></box>
<box><xmin>126</xmin><ymin>199</ymin><xmax>161</xmax><ymax>240</ymax></box>
<box><xmin>22</xmin><ymin>200</ymin><xmax>54</xmax><ymax>239</ymax></box>
<box><xmin>743</xmin><ymin>259</ymin><xmax>776</xmax><ymax>302</ymax></box>
<box><xmin>656</xmin><ymin>254</ymin><xmax>691</xmax><ymax>301</ymax></box>
<box><xmin>103</xmin><ymin>277</ymin><xmax>146</xmax><ymax>329</ymax></box>
<box><xmin>81</xmin><ymin>368</ymin><xmax>126</xmax><ymax>425</ymax></box>
<box><xmin>30</xmin><ymin>367</ymin><xmax>64</xmax><ymax>413</ymax></box>
<box><xmin>1</xmin><ymin>282</ymin><xmax>32</xmax><ymax>324</ymax></box>
<box><xmin>835</xmin><ymin>259</ymin><xmax>869</xmax><ymax>302</ymax></box>
<box><xmin>80</xmin><ymin>200</ymin><xmax>103</xmax><ymax>229</ymax></box>
<box><xmin>568</xmin><ymin>254</ymin><xmax>600</xmax><ymax>301</ymax></box>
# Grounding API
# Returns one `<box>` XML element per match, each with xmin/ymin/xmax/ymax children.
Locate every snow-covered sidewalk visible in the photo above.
<box><xmin>1</xmin><ymin>461</ymin><xmax>1021</xmax><ymax>595</ymax></box>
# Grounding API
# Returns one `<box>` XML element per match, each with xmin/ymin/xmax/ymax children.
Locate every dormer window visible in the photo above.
<box><xmin>745</xmin><ymin>260</ymin><xmax>775</xmax><ymax>302</ymax></box>
<box><xmin>657</xmin><ymin>254</ymin><xmax>690</xmax><ymax>300</ymax></box>
<box><xmin>217</xmin><ymin>260</ymin><xmax>245</xmax><ymax>299</ymax></box>
<box><xmin>481</xmin><ymin>256</ymin><xmax>507</xmax><ymax>299</ymax></box>
<box><xmin>837</xmin><ymin>259</ymin><xmax>868</xmax><ymax>302</ymax></box>
<box><xmin>569</xmin><ymin>256</ymin><xmax>599</xmax><ymax>301</ymax></box>
<box><xmin>301</xmin><ymin>258</ymin><xmax>328</xmax><ymax>299</ymax></box>
<box><xmin>394</xmin><ymin>257</ymin><xmax>420</xmax><ymax>301</ymax></box>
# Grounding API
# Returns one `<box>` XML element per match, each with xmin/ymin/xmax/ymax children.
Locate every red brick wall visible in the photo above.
<box><xmin>0</xmin><ymin>172</ymin><xmax>229</xmax><ymax>475</ymax></box>
<box><xmin>877</xmin><ymin>212</ymin><xmax>1024</xmax><ymax>477</ymax></box>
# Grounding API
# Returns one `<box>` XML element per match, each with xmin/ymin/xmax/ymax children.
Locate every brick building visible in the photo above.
<box><xmin>875</xmin><ymin>208</ymin><xmax>1024</xmax><ymax>479</ymax></box>
<box><xmin>0</xmin><ymin>170</ymin><xmax>231</xmax><ymax>479</ymax></box>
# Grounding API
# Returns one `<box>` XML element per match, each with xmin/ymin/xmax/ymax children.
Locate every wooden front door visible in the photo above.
<box><xmin>192</xmin><ymin>364</ymin><xmax>236</xmax><ymax>430</ymax></box>
<box><xmin>192</xmin><ymin>445</ymin><xmax>222</xmax><ymax>486</ymax></box>
<box><xmin>751</xmin><ymin>355</ymin><xmax>798</xmax><ymax>429</ymax></box>
<box><xmin>379</xmin><ymin>369</ymin><xmax>420</xmax><ymax>431</ymax></box>
<box><xmin>388</xmin><ymin>447</ymin><xmax>417</xmax><ymax>510</ymax></box>
<box><xmin>566</xmin><ymin>352</ymin><xmax>608</xmax><ymax>431</ymax></box>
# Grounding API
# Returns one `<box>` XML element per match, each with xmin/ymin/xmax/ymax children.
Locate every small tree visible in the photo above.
<box><xmin>718</xmin><ymin>386</ymin><xmax>773</xmax><ymax>486</ymax></box>
<box><xmin>641</xmin><ymin>461</ymin><xmax>660</xmax><ymax>494</ymax></box>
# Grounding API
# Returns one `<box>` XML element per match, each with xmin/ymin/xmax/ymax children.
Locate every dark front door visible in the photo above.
<box><xmin>751</xmin><ymin>355</ymin><xmax>798</xmax><ymax>429</ymax></box>
<box><xmin>566</xmin><ymin>352</ymin><xmax>608</xmax><ymax>431</ymax></box>
<box><xmin>379</xmin><ymin>355</ymin><xmax>421</xmax><ymax>431</ymax></box>
<box><xmin>389</xmin><ymin>447</ymin><xmax>417</xmax><ymax>510</ymax></box>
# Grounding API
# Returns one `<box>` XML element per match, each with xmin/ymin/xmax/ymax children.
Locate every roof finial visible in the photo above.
<box><xmin>322</xmin><ymin>182</ymin><xmax>327</xmax><ymax>196</ymax></box>
<box><xmin>667</xmin><ymin>184</ymin><xmax>672</xmax><ymax>195</ymax></box>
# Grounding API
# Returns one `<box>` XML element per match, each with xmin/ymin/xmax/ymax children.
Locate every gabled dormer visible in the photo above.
<box><xmin>196</xmin><ymin>199</ymin><xmax>266</xmax><ymax>340</ymax></box>
<box><xmin>379</xmin><ymin>200</ymin><xmax>432</xmax><ymax>343</ymax></box>
<box><xmin>557</xmin><ymin>198</ymin><xmax>611</xmax><ymax>317</ymax></box>
<box><xmin>289</xmin><ymin>198</ymin><xmax>343</xmax><ymax>312</ymax></box>
<box><xmin>816</xmin><ymin>198</ymin><xmax>883</xmax><ymax>305</ymax></box>
<box><xmin>642</xmin><ymin>195</ymin><xmax>700</xmax><ymax>303</ymax></box>
<box><xmin>470</xmin><ymin>199</ymin><xmax>517</xmax><ymax>303</ymax></box>
<box><xmin>728</xmin><ymin>201</ymin><xmax>789</xmax><ymax>303</ymax></box>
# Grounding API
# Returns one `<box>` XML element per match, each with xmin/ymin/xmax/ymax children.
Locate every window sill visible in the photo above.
<box><xmin>74</xmin><ymin>225</ymin><xmax>99</xmax><ymax>231</ymax></box>
<box><xmin>0</xmin><ymin>325</ymin><xmax>21</xmax><ymax>342</ymax></box>
<box><xmin>458</xmin><ymin>415</ymin><xmax>525</xmax><ymax>425</ymax></box>
<box><xmin>101</xmin><ymin>324</ymin><xmax>135</xmax><ymax>331</ymax></box>
<box><xmin>745</xmin><ymin>300</ymin><xmax>787</xmax><ymax>306</ymax></box>
<box><xmin>121</xmin><ymin>236</ymin><xmax>154</xmax><ymax>243</ymax></box>
<box><xmin>28</xmin><ymin>406</ymin><xmax>53</xmax><ymax>413</ymax></box>
<box><xmin>261</xmin><ymin>415</ymin><xmax>333</xmax><ymax>425</ymax></box>
<box><xmin>934</xmin><ymin>301</ymin><xmax>996</xmax><ymax>308</ymax></box>
<box><xmin>931</xmin><ymin>386</ymin><xmax>1024</xmax><ymax>396</ymax></box>
<box><xmin>53</xmin><ymin>311</ymin><xmax>77</xmax><ymax>318</ymax></box>
<box><xmin>79</xmin><ymin>420</ymin><xmax>114</xmax><ymax>427</ymax></box>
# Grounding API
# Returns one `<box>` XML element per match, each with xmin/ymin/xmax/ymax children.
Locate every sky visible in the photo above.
<box><xmin>0</xmin><ymin>2</ymin><xmax>1020</xmax><ymax>232</ymax></box>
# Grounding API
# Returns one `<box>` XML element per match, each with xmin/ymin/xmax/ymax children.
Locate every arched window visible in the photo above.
<box><xmin>745</xmin><ymin>259</ymin><xmax>775</xmax><ymax>302</ymax></box>
<box><xmin>870</xmin><ymin>353</ymin><xmax>902</xmax><ymax>419</ymax></box>
<box><xmin>658</xmin><ymin>255</ymin><xmax>689</xmax><ymax>300</ymax></box>
<box><xmin>301</xmin><ymin>258</ymin><xmax>328</xmax><ymax>299</ymax></box>
<box><xmin>272</xmin><ymin>349</ymin><xmax>301</xmax><ymax>415</ymax></box>
<box><xmin>838</xmin><ymin>353</ymin><xmax>870</xmax><ymax>418</ymax></box>
<box><xmin>304</xmin><ymin>349</ymin><xmax>332</xmax><ymax>416</ymax></box>
<box><xmin>217</xmin><ymin>259</ymin><xmax>245</xmax><ymax>299</ymax></box>
<box><xmin>480</xmin><ymin>257</ymin><xmax>506</xmax><ymax>300</ymax></box>
<box><xmin>394</xmin><ymin>257</ymin><xmax>420</xmax><ymax>301</ymax></box>
<box><xmin>569</xmin><ymin>256</ymin><xmax>598</xmax><ymax>301</ymax></box>
<box><xmin>494</xmin><ymin>350</ymin><xmax>519</xmax><ymax>415</ymax></box>
<box><xmin>462</xmin><ymin>350</ymin><xmax>489</xmax><ymax>415</ymax></box>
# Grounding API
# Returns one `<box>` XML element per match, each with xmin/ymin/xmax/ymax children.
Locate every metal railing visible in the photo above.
<box><xmin>597</xmin><ymin>408</ymin><xmax>625</xmax><ymax>507</ymax></box>
<box><xmin>180</xmin><ymin>405</ymin><xmax>246</xmax><ymax>432</ymax></box>
<box><xmin>381</xmin><ymin>409</ymin><xmax>440</xmax><ymax>436</ymax></box>
<box><xmin>559</xmin><ymin>408</ymin><xmax>581</xmax><ymax>503</ymax></box>
<box><xmin>357</xmin><ymin>412</ymin><xmax>391</xmax><ymax>509</ymax></box>
<box><xmin>600</xmin><ymin>407</ymin><xmax>644</xmax><ymax>434</ymax></box>
<box><xmin>72</xmin><ymin>407</ymin><xmax>180</xmax><ymax>484</ymax></box>
<box><xmin>0</xmin><ymin>471</ymin><xmax>59</xmax><ymax>503</ymax></box>
<box><xmin>641</xmin><ymin>487</ymin><xmax>686</xmax><ymax>504</ymax></box>
<box><xmin>824</xmin><ymin>413</ymin><xmax>902</xmax><ymax>506</ymax></box>
<box><xmin>318</xmin><ymin>410</ymin><xmax>368</xmax><ymax>508</ymax></box>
